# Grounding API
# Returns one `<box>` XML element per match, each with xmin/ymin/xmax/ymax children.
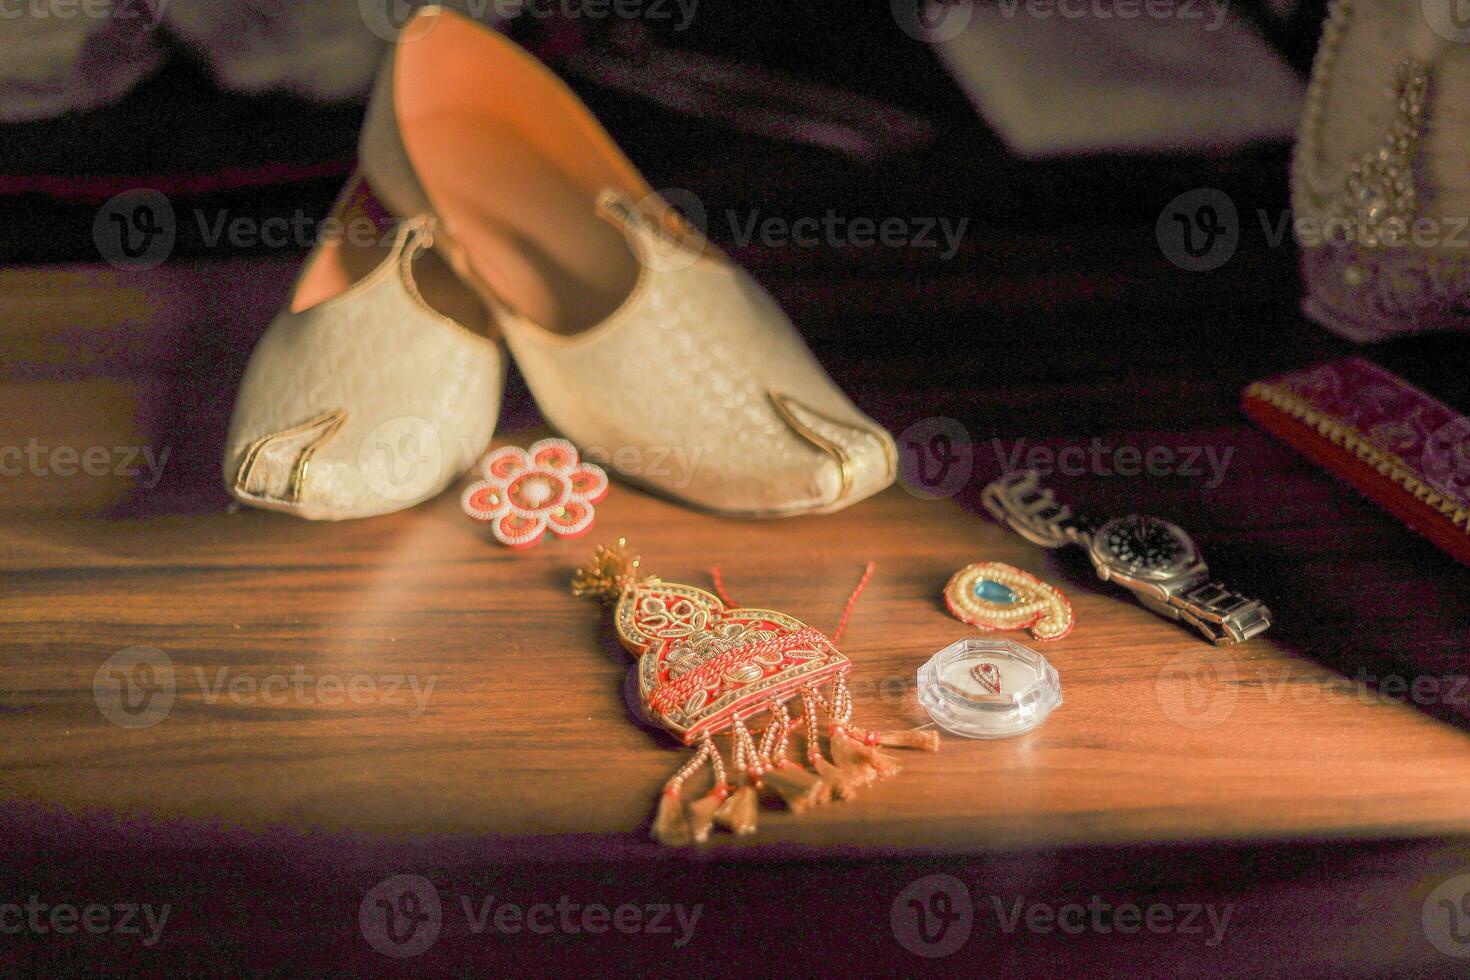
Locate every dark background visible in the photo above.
<box><xmin>8</xmin><ymin>0</ymin><xmax>1421</xmax><ymax>428</ymax></box>
<box><xmin>15</xmin><ymin>0</ymin><xmax>1468</xmax><ymax>411</ymax></box>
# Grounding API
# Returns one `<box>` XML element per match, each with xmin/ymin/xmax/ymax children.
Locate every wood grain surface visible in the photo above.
<box><xmin>5</xmin><ymin>451</ymin><xmax>1470</xmax><ymax>854</ymax></box>
<box><xmin>6</xmin><ymin>248</ymin><xmax>1470</xmax><ymax>974</ymax></box>
<box><xmin>5</xmin><ymin>253</ymin><xmax>1470</xmax><ymax>853</ymax></box>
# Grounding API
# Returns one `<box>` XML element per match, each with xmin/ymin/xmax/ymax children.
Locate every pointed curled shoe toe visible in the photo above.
<box><xmin>224</xmin><ymin>176</ymin><xmax>503</xmax><ymax>520</ymax></box>
<box><xmin>358</xmin><ymin>8</ymin><xmax>896</xmax><ymax>516</ymax></box>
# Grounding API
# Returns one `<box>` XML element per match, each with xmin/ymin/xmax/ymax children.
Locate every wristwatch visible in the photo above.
<box><xmin>980</xmin><ymin>470</ymin><xmax>1272</xmax><ymax>646</ymax></box>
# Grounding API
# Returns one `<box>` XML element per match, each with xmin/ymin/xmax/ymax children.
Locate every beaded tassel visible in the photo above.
<box><xmin>804</xmin><ymin>685</ymin><xmax>859</xmax><ymax>800</ymax></box>
<box><xmin>685</xmin><ymin>734</ymin><xmax>729</xmax><ymax>844</ymax></box>
<box><xmin>713</xmin><ymin>719</ymin><xmax>759</xmax><ymax>835</ymax></box>
<box><xmin>575</xmin><ymin>541</ymin><xmax>939</xmax><ymax>846</ymax></box>
<box><xmin>759</xmin><ymin>700</ymin><xmax>829</xmax><ymax>812</ymax></box>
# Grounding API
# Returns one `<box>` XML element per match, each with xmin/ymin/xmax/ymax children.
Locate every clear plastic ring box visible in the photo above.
<box><xmin>917</xmin><ymin>637</ymin><xmax>1062</xmax><ymax>738</ymax></box>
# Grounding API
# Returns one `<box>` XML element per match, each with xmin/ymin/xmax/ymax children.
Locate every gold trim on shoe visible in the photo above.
<box><xmin>233</xmin><ymin>409</ymin><xmax>348</xmax><ymax>506</ymax></box>
<box><xmin>770</xmin><ymin>391</ymin><xmax>897</xmax><ymax>508</ymax></box>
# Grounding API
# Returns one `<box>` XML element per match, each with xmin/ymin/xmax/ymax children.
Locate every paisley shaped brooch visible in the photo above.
<box><xmin>573</xmin><ymin>540</ymin><xmax>938</xmax><ymax>846</ymax></box>
<box><xmin>944</xmin><ymin>562</ymin><xmax>1074</xmax><ymax>641</ymax></box>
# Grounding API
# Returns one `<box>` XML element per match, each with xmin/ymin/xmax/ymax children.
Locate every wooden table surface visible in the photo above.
<box><xmin>10</xmin><ymin>431</ymin><xmax>1470</xmax><ymax>852</ymax></box>
<box><xmin>7</xmin><ymin>247</ymin><xmax>1470</xmax><ymax>974</ymax></box>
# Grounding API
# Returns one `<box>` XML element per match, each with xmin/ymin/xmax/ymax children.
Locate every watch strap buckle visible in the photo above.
<box><xmin>981</xmin><ymin>470</ymin><xmax>1089</xmax><ymax>549</ymax></box>
<box><xmin>1174</xmin><ymin>581</ymin><xmax>1273</xmax><ymax>646</ymax></box>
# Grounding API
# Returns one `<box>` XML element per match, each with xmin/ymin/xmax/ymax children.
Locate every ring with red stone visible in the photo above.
<box><xmin>943</xmin><ymin>562</ymin><xmax>1074</xmax><ymax>641</ymax></box>
<box><xmin>461</xmin><ymin>438</ymin><xmax>609</xmax><ymax>548</ymax></box>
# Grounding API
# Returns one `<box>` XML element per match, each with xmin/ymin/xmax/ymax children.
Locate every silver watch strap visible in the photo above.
<box><xmin>1162</xmin><ymin>581</ymin><xmax>1273</xmax><ymax>646</ymax></box>
<box><xmin>981</xmin><ymin>470</ymin><xmax>1096</xmax><ymax>549</ymax></box>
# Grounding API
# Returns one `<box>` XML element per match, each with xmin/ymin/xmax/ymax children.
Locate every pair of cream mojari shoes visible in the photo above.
<box><xmin>224</xmin><ymin>7</ymin><xmax>896</xmax><ymax>521</ymax></box>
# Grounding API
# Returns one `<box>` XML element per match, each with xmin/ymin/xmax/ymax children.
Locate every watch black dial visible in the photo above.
<box><xmin>1103</xmin><ymin>516</ymin><xmax>1188</xmax><ymax>572</ymax></box>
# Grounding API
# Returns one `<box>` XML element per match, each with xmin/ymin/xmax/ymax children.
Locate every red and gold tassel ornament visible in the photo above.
<box><xmin>574</xmin><ymin>540</ymin><xmax>939</xmax><ymax>846</ymax></box>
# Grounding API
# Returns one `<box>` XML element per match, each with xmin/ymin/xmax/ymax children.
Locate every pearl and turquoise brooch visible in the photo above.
<box><xmin>943</xmin><ymin>562</ymin><xmax>1074</xmax><ymax>641</ymax></box>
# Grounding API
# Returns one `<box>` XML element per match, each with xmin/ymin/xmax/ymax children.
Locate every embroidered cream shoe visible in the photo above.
<box><xmin>224</xmin><ymin>176</ymin><xmax>502</xmax><ymax>520</ymax></box>
<box><xmin>357</xmin><ymin>7</ymin><xmax>897</xmax><ymax>517</ymax></box>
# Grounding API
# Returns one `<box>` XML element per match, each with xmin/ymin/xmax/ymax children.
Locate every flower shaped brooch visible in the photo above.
<box><xmin>461</xmin><ymin>438</ymin><xmax>609</xmax><ymax>548</ymax></box>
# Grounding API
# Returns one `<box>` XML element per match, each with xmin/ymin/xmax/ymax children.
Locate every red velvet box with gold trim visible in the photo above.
<box><xmin>1243</xmin><ymin>358</ymin><xmax>1470</xmax><ymax>566</ymax></box>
